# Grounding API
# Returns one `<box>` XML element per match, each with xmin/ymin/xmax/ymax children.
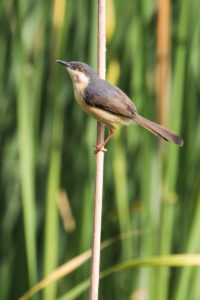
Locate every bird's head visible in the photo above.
<box><xmin>56</xmin><ymin>60</ymin><xmax>98</xmax><ymax>87</ymax></box>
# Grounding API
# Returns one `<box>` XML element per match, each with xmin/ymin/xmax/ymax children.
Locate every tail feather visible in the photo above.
<box><xmin>133</xmin><ymin>114</ymin><xmax>183</xmax><ymax>146</ymax></box>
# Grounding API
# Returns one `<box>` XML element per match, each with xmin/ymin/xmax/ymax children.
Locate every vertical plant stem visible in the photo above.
<box><xmin>17</xmin><ymin>63</ymin><xmax>38</xmax><ymax>290</ymax></box>
<box><xmin>157</xmin><ymin>0</ymin><xmax>189</xmax><ymax>299</ymax></box>
<box><xmin>43</xmin><ymin>1</ymin><xmax>68</xmax><ymax>299</ymax></box>
<box><xmin>156</xmin><ymin>0</ymin><xmax>171</xmax><ymax>125</ymax></box>
<box><xmin>89</xmin><ymin>0</ymin><xmax>106</xmax><ymax>299</ymax></box>
<box><xmin>174</xmin><ymin>189</ymin><xmax>200</xmax><ymax>300</ymax></box>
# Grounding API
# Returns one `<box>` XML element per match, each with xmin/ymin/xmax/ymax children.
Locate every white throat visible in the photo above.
<box><xmin>67</xmin><ymin>68</ymin><xmax>89</xmax><ymax>89</ymax></box>
<box><xmin>66</xmin><ymin>68</ymin><xmax>90</xmax><ymax>113</ymax></box>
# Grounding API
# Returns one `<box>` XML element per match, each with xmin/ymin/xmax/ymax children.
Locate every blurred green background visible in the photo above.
<box><xmin>0</xmin><ymin>0</ymin><xmax>200</xmax><ymax>299</ymax></box>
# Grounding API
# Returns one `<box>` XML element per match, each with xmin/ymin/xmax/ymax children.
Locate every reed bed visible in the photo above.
<box><xmin>0</xmin><ymin>0</ymin><xmax>200</xmax><ymax>299</ymax></box>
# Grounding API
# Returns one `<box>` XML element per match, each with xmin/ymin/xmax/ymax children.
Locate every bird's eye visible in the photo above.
<box><xmin>77</xmin><ymin>67</ymin><xmax>83</xmax><ymax>72</ymax></box>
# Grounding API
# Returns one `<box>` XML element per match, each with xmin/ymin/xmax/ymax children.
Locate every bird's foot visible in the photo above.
<box><xmin>93</xmin><ymin>144</ymin><xmax>107</xmax><ymax>154</ymax></box>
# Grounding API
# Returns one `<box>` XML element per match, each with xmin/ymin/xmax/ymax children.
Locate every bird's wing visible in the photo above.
<box><xmin>83</xmin><ymin>79</ymin><xmax>137</xmax><ymax>119</ymax></box>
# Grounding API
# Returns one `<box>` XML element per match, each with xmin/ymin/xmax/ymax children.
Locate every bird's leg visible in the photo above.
<box><xmin>93</xmin><ymin>125</ymin><xmax>116</xmax><ymax>154</ymax></box>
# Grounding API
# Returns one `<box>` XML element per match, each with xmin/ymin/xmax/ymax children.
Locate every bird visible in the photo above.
<box><xmin>56</xmin><ymin>60</ymin><xmax>183</xmax><ymax>154</ymax></box>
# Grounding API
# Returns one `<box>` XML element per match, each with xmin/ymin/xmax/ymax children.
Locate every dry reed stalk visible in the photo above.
<box><xmin>156</xmin><ymin>0</ymin><xmax>171</xmax><ymax>125</ymax></box>
<box><xmin>89</xmin><ymin>0</ymin><xmax>106</xmax><ymax>299</ymax></box>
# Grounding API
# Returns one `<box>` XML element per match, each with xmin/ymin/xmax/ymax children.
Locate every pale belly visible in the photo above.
<box><xmin>74</xmin><ymin>89</ymin><xmax>131</xmax><ymax>127</ymax></box>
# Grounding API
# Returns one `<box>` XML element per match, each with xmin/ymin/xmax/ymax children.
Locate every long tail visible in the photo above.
<box><xmin>133</xmin><ymin>114</ymin><xmax>183</xmax><ymax>146</ymax></box>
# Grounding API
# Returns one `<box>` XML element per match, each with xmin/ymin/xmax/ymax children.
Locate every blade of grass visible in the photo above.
<box><xmin>58</xmin><ymin>254</ymin><xmax>200</xmax><ymax>300</ymax></box>
<box><xmin>174</xmin><ymin>189</ymin><xmax>200</xmax><ymax>300</ymax></box>
<box><xmin>113</xmin><ymin>131</ymin><xmax>133</xmax><ymax>260</ymax></box>
<box><xmin>20</xmin><ymin>229</ymin><xmax>146</xmax><ymax>300</ymax></box>
<box><xmin>15</xmin><ymin>45</ymin><xmax>38</xmax><ymax>290</ymax></box>
<box><xmin>157</xmin><ymin>0</ymin><xmax>190</xmax><ymax>299</ymax></box>
<box><xmin>43</xmin><ymin>1</ymin><xmax>69</xmax><ymax>299</ymax></box>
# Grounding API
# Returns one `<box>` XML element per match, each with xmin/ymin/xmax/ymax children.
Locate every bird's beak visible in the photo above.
<box><xmin>56</xmin><ymin>60</ymin><xmax>70</xmax><ymax>68</ymax></box>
